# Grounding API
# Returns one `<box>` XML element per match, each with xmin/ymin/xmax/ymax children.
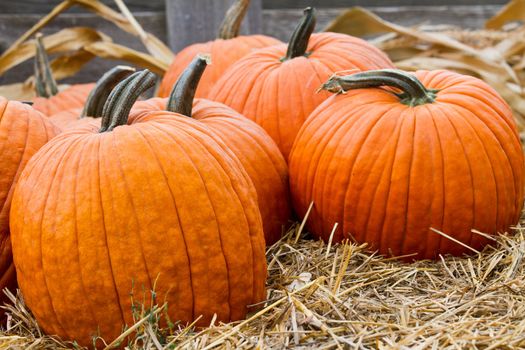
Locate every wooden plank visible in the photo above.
<box><xmin>0</xmin><ymin>12</ymin><xmax>167</xmax><ymax>84</ymax></box>
<box><xmin>0</xmin><ymin>4</ymin><xmax>505</xmax><ymax>85</ymax></box>
<box><xmin>262</xmin><ymin>0</ymin><xmax>508</xmax><ymax>9</ymax></box>
<box><xmin>263</xmin><ymin>5</ymin><xmax>503</xmax><ymax>42</ymax></box>
<box><xmin>0</xmin><ymin>0</ymin><xmax>165</xmax><ymax>13</ymax></box>
<box><xmin>165</xmin><ymin>0</ymin><xmax>262</xmax><ymax>53</ymax></box>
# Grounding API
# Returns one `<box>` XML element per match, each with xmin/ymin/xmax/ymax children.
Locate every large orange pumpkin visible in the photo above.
<box><xmin>289</xmin><ymin>69</ymin><xmax>525</xmax><ymax>259</ymax></box>
<box><xmin>31</xmin><ymin>34</ymin><xmax>94</xmax><ymax>116</ymax></box>
<box><xmin>10</xmin><ymin>70</ymin><xmax>266</xmax><ymax>347</ymax></box>
<box><xmin>133</xmin><ymin>56</ymin><xmax>291</xmax><ymax>244</ymax></box>
<box><xmin>49</xmin><ymin>66</ymin><xmax>135</xmax><ymax>130</ymax></box>
<box><xmin>157</xmin><ymin>0</ymin><xmax>280</xmax><ymax>98</ymax></box>
<box><xmin>0</xmin><ymin>98</ymin><xmax>59</xmax><ymax>315</ymax></box>
<box><xmin>209</xmin><ymin>8</ymin><xmax>394</xmax><ymax>159</ymax></box>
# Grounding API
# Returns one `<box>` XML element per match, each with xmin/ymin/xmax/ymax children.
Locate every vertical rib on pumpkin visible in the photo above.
<box><xmin>167</xmin><ymin>56</ymin><xmax>292</xmax><ymax>244</ymax></box>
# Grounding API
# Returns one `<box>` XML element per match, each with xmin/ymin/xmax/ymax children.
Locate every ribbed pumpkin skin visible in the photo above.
<box><xmin>289</xmin><ymin>70</ymin><xmax>525</xmax><ymax>259</ymax></box>
<box><xmin>131</xmin><ymin>98</ymin><xmax>291</xmax><ymax>245</ymax></box>
<box><xmin>0</xmin><ymin>97</ymin><xmax>59</xmax><ymax>313</ymax></box>
<box><xmin>32</xmin><ymin>83</ymin><xmax>95</xmax><ymax>116</ymax></box>
<box><xmin>208</xmin><ymin>33</ymin><xmax>394</xmax><ymax>160</ymax></box>
<box><xmin>158</xmin><ymin>35</ymin><xmax>281</xmax><ymax>99</ymax></box>
<box><xmin>10</xmin><ymin>111</ymin><xmax>266</xmax><ymax>347</ymax></box>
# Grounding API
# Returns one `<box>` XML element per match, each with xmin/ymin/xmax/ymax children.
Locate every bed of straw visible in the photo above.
<box><xmin>0</xmin><ymin>0</ymin><xmax>524</xmax><ymax>349</ymax></box>
<box><xmin>2</xmin><ymin>222</ymin><xmax>525</xmax><ymax>349</ymax></box>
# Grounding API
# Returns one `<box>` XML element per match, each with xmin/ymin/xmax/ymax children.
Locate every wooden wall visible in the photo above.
<box><xmin>0</xmin><ymin>0</ymin><xmax>507</xmax><ymax>84</ymax></box>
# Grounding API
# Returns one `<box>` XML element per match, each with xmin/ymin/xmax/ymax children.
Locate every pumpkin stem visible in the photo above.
<box><xmin>34</xmin><ymin>33</ymin><xmax>59</xmax><ymax>98</ymax></box>
<box><xmin>99</xmin><ymin>70</ymin><xmax>157</xmax><ymax>133</ymax></box>
<box><xmin>166</xmin><ymin>55</ymin><xmax>209</xmax><ymax>118</ymax></box>
<box><xmin>81</xmin><ymin>66</ymin><xmax>136</xmax><ymax>119</ymax></box>
<box><xmin>283</xmin><ymin>7</ymin><xmax>316</xmax><ymax>61</ymax></box>
<box><xmin>321</xmin><ymin>69</ymin><xmax>437</xmax><ymax>106</ymax></box>
<box><xmin>218</xmin><ymin>0</ymin><xmax>250</xmax><ymax>40</ymax></box>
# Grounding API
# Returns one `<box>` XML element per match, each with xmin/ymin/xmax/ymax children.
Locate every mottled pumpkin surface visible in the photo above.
<box><xmin>289</xmin><ymin>70</ymin><xmax>525</xmax><ymax>259</ymax></box>
<box><xmin>132</xmin><ymin>97</ymin><xmax>291</xmax><ymax>245</ymax></box>
<box><xmin>0</xmin><ymin>97</ymin><xmax>59</xmax><ymax>314</ymax></box>
<box><xmin>10</xmin><ymin>109</ymin><xmax>266</xmax><ymax>347</ymax></box>
<box><xmin>158</xmin><ymin>35</ymin><xmax>281</xmax><ymax>99</ymax></box>
<box><xmin>209</xmin><ymin>32</ymin><xmax>394</xmax><ymax>160</ymax></box>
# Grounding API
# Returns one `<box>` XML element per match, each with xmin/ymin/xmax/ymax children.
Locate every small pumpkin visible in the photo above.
<box><xmin>209</xmin><ymin>7</ymin><xmax>394</xmax><ymax>159</ymax></box>
<box><xmin>10</xmin><ymin>70</ymin><xmax>266</xmax><ymax>347</ymax></box>
<box><xmin>49</xmin><ymin>66</ymin><xmax>135</xmax><ymax>130</ymax></box>
<box><xmin>157</xmin><ymin>0</ymin><xmax>281</xmax><ymax>98</ymax></box>
<box><xmin>134</xmin><ymin>56</ymin><xmax>291</xmax><ymax>244</ymax></box>
<box><xmin>289</xmin><ymin>69</ymin><xmax>525</xmax><ymax>259</ymax></box>
<box><xmin>31</xmin><ymin>33</ymin><xmax>94</xmax><ymax>116</ymax></box>
<box><xmin>0</xmin><ymin>98</ymin><xmax>60</xmax><ymax>316</ymax></box>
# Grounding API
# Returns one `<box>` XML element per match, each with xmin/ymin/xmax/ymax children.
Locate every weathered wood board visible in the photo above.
<box><xmin>165</xmin><ymin>0</ymin><xmax>263</xmax><ymax>53</ymax></box>
<box><xmin>262</xmin><ymin>0</ymin><xmax>508</xmax><ymax>8</ymax></box>
<box><xmin>0</xmin><ymin>1</ymin><xmax>504</xmax><ymax>84</ymax></box>
<box><xmin>264</xmin><ymin>5</ymin><xmax>504</xmax><ymax>41</ymax></box>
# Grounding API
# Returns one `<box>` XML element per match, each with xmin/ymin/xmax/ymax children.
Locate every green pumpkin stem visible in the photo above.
<box><xmin>218</xmin><ymin>0</ymin><xmax>250</xmax><ymax>40</ymax></box>
<box><xmin>81</xmin><ymin>66</ymin><xmax>136</xmax><ymax>119</ymax></box>
<box><xmin>99</xmin><ymin>70</ymin><xmax>157</xmax><ymax>133</ymax></box>
<box><xmin>283</xmin><ymin>7</ymin><xmax>316</xmax><ymax>61</ymax></box>
<box><xmin>166</xmin><ymin>55</ymin><xmax>209</xmax><ymax>118</ymax></box>
<box><xmin>34</xmin><ymin>33</ymin><xmax>59</xmax><ymax>98</ymax></box>
<box><xmin>321</xmin><ymin>69</ymin><xmax>437</xmax><ymax>107</ymax></box>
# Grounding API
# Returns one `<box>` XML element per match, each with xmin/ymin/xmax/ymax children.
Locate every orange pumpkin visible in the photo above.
<box><xmin>0</xmin><ymin>98</ymin><xmax>59</xmax><ymax>316</ymax></box>
<box><xmin>157</xmin><ymin>0</ymin><xmax>280</xmax><ymax>98</ymax></box>
<box><xmin>10</xmin><ymin>70</ymin><xmax>266</xmax><ymax>347</ymax></box>
<box><xmin>209</xmin><ymin>8</ymin><xmax>394</xmax><ymax>160</ymax></box>
<box><xmin>31</xmin><ymin>34</ymin><xmax>94</xmax><ymax>116</ymax></box>
<box><xmin>289</xmin><ymin>69</ymin><xmax>525</xmax><ymax>259</ymax></box>
<box><xmin>49</xmin><ymin>66</ymin><xmax>135</xmax><ymax>130</ymax></box>
<box><xmin>133</xmin><ymin>56</ymin><xmax>291</xmax><ymax>244</ymax></box>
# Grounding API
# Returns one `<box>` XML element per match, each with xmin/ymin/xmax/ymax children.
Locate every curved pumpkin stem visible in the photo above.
<box><xmin>218</xmin><ymin>0</ymin><xmax>250</xmax><ymax>40</ymax></box>
<box><xmin>34</xmin><ymin>33</ymin><xmax>59</xmax><ymax>98</ymax></box>
<box><xmin>321</xmin><ymin>69</ymin><xmax>437</xmax><ymax>107</ymax></box>
<box><xmin>99</xmin><ymin>70</ymin><xmax>157</xmax><ymax>132</ymax></box>
<box><xmin>81</xmin><ymin>66</ymin><xmax>136</xmax><ymax>119</ymax></box>
<box><xmin>283</xmin><ymin>7</ymin><xmax>316</xmax><ymax>61</ymax></box>
<box><xmin>166</xmin><ymin>55</ymin><xmax>209</xmax><ymax>118</ymax></box>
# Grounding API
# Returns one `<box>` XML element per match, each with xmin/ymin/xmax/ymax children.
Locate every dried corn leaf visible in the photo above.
<box><xmin>46</xmin><ymin>50</ymin><xmax>95</xmax><ymax>81</ymax></box>
<box><xmin>484</xmin><ymin>29</ymin><xmax>525</xmax><ymax>61</ymax></box>
<box><xmin>84</xmin><ymin>42</ymin><xmax>168</xmax><ymax>75</ymax></box>
<box><xmin>0</xmin><ymin>82</ymin><xmax>71</xmax><ymax>101</ymax></box>
<box><xmin>0</xmin><ymin>27</ymin><xmax>109</xmax><ymax>76</ymax></box>
<box><xmin>112</xmin><ymin>0</ymin><xmax>174</xmax><ymax>64</ymax></box>
<box><xmin>486</xmin><ymin>0</ymin><xmax>525</xmax><ymax>29</ymax></box>
<box><xmin>324</xmin><ymin>7</ymin><xmax>481</xmax><ymax>57</ymax></box>
<box><xmin>73</xmin><ymin>0</ymin><xmax>173</xmax><ymax>64</ymax></box>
